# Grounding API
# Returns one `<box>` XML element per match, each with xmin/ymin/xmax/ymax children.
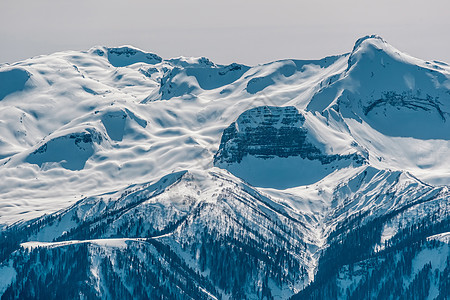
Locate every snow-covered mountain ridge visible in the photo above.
<box><xmin>0</xmin><ymin>35</ymin><xmax>449</xmax><ymax>299</ymax></box>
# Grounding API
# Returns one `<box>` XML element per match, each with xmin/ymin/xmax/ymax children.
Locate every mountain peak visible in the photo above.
<box><xmin>351</xmin><ymin>35</ymin><xmax>386</xmax><ymax>53</ymax></box>
<box><xmin>347</xmin><ymin>35</ymin><xmax>394</xmax><ymax>70</ymax></box>
<box><xmin>1</xmin><ymin>35</ymin><xmax>450</xmax><ymax>300</ymax></box>
<box><xmin>308</xmin><ymin>35</ymin><xmax>450</xmax><ymax>141</ymax></box>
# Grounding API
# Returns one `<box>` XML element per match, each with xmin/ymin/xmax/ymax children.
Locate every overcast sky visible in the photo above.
<box><xmin>1</xmin><ymin>0</ymin><xmax>449</xmax><ymax>65</ymax></box>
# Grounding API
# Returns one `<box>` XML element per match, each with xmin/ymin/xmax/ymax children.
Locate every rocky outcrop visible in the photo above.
<box><xmin>214</xmin><ymin>106</ymin><xmax>364</xmax><ymax>166</ymax></box>
<box><xmin>26</xmin><ymin>129</ymin><xmax>102</xmax><ymax>171</ymax></box>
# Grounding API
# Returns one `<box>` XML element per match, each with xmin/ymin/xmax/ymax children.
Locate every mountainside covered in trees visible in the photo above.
<box><xmin>0</xmin><ymin>35</ymin><xmax>449</xmax><ymax>299</ymax></box>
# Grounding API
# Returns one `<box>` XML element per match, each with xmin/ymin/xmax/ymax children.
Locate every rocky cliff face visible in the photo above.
<box><xmin>1</xmin><ymin>37</ymin><xmax>450</xmax><ymax>300</ymax></box>
<box><xmin>214</xmin><ymin>105</ymin><xmax>364</xmax><ymax>166</ymax></box>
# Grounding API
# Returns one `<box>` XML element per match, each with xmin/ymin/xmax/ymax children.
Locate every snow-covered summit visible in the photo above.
<box><xmin>0</xmin><ymin>35</ymin><xmax>449</xmax><ymax>223</ymax></box>
<box><xmin>0</xmin><ymin>36</ymin><xmax>449</xmax><ymax>300</ymax></box>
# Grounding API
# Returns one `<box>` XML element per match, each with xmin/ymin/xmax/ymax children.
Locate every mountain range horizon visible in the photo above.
<box><xmin>0</xmin><ymin>34</ymin><xmax>449</xmax><ymax>299</ymax></box>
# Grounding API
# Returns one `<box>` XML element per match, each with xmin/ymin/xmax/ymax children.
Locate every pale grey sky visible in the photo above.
<box><xmin>1</xmin><ymin>0</ymin><xmax>449</xmax><ymax>65</ymax></box>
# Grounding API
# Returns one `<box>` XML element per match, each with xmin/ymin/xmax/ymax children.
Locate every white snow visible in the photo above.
<box><xmin>0</xmin><ymin>261</ymin><xmax>16</xmax><ymax>295</ymax></box>
<box><xmin>427</xmin><ymin>232</ymin><xmax>450</xmax><ymax>244</ymax></box>
<box><xmin>410</xmin><ymin>243</ymin><xmax>449</xmax><ymax>300</ymax></box>
<box><xmin>0</xmin><ymin>35</ymin><xmax>449</xmax><ymax>300</ymax></box>
<box><xmin>0</xmin><ymin>44</ymin><xmax>353</xmax><ymax>224</ymax></box>
<box><xmin>20</xmin><ymin>238</ymin><xmax>147</xmax><ymax>250</ymax></box>
<box><xmin>0</xmin><ymin>38</ymin><xmax>448</xmax><ymax>293</ymax></box>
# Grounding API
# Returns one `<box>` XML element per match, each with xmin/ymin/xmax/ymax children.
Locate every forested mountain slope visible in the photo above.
<box><xmin>0</xmin><ymin>35</ymin><xmax>449</xmax><ymax>299</ymax></box>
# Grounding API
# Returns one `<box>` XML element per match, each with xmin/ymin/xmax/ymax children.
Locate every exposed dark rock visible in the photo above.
<box><xmin>363</xmin><ymin>91</ymin><xmax>446</xmax><ymax>121</ymax></box>
<box><xmin>214</xmin><ymin>106</ymin><xmax>364</xmax><ymax>166</ymax></box>
<box><xmin>106</xmin><ymin>47</ymin><xmax>162</xmax><ymax>67</ymax></box>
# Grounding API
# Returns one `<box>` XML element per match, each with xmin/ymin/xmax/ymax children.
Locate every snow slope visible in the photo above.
<box><xmin>308</xmin><ymin>35</ymin><xmax>450</xmax><ymax>184</ymax></box>
<box><xmin>0</xmin><ymin>36</ymin><xmax>449</xmax><ymax>299</ymax></box>
<box><xmin>1</xmin><ymin>37</ymin><xmax>448</xmax><ymax>224</ymax></box>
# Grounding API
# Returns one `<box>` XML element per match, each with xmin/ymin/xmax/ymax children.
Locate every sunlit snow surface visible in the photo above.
<box><xmin>0</xmin><ymin>37</ymin><xmax>449</xmax><ymax>227</ymax></box>
<box><xmin>1</xmin><ymin>37</ymin><xmax>450</xmax><ymax>299</ymax></box>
